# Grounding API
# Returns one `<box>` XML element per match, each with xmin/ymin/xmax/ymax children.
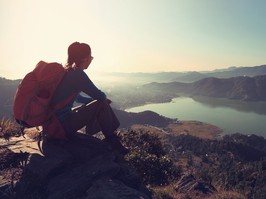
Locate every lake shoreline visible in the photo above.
<box><xmin>126</xmin><ymin>96</ymin><xmax>266</xmax><ymax>138</ymax></box>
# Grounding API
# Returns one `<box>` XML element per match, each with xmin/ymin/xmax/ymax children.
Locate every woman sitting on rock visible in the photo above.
<box><xmin>48</xmin><ymin>41</ymin><xmax>128</xmax><ymax>155</ymax></box>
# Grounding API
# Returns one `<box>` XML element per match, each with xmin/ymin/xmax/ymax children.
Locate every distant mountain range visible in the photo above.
<box><xmin>143</xmin><ymin>75</ymin><xmax>266</xmax><ymax>101</ymax></box>
<box><xmin>1</xmin><ymin>64</ymin><xmax>266</xmax><ymax>119</ymax></box>
<box><xmin>175</xmin><ymin>64</ymin><xmax>266</xmax><ymax>82</ymax></box>
<box><xmin>96</xmin><ymin>64</ymin><xmax>266</xmax><ymax>83</ymax></box>
<box><xmin>192</xmin><ymin>75</ymin><xmax>266</xmax><ymax>100</ymax></box>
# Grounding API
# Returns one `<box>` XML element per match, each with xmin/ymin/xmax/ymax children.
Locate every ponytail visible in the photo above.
<box><xmin>66</xmin><ymin>42</ymin><xmax>91</xmax><ymax>69</ymax></box>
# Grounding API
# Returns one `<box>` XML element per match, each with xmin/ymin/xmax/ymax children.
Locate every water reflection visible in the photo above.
<box><xmin>127</xmin><ymin>96</ymin><xmax>266</xmax><ymax>137</ymax></box>
<box><xmin>190</xmin><ymin>96</ymin><xmax>266</xmax><ymax>116</ymax></box>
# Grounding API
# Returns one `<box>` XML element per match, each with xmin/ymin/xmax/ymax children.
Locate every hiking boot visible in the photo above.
<box><xmin>105</xmin><ymin>135</ymin><xmax>129</xmax><ymax>155</ymax></box>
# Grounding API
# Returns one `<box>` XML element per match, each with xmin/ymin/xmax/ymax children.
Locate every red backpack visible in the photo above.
<box><xmin>13</xmin><ymin>61</ymin><xmax>69</xmax><ymax>138</ymax></box>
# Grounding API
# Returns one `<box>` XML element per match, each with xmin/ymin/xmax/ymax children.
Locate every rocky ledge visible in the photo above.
<box><xmin>0</xmin><ymin>134</ymin><xmax>151</xmax><ymax>199</ymax></box>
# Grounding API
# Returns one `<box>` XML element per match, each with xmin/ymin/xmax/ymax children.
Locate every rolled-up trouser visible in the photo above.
<box><xmin>61</xmin><ymin>100</ymin><xmax>120</xmax><ymax>138</ymax></box>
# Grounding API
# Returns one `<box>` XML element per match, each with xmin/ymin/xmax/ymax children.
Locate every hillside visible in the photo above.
<box><xmin>179</xmin><ymin>64</ymin><xmax>266</xmax><ymax>82</ymax></box>
<box><xmin>120</xmin><ymin>126</ymin><xmax>266</xmax><ymax>199</ymax></box>
<box><xmin>113</xmin><ymin>109</ymin><xmax>174</xmax><ymax>128</ymax></box>
<box><xmin>96</xmin><ymin>64</ymin><xmax>266</xmax><ymax>83</ymax></box>
<box><xmin>190</xmin><ymin>75</ymin><xmax>266</xmax><ymax>100</ymax></box>
<box><xmin>206</xmin><ymin>64</ymin><xmax>266</xmax><ymax>78</ymax></box>
<box><xmin>0</xmin><ymin>78</ymin><xmax>20</xmax><ymax>118</ymax></box>
<box><xmin>1</xmin><ymin>65</ymin><xmax>266</xmax><ymax>115</ymax></box>
<box><xmin>143</xmin><ymin>75</ymin><xmax>266</xmax><ymax>101</ymax></box>
<box><xmin>1</xmin><ymin>122</ymin><xmax>265</xmax><ymax>199</ymax></box>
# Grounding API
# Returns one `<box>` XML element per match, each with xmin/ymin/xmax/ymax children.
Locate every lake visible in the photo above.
<box><xmin>126</xmin><ymin>96</ymin><xmax>266</xmax><ymax>137</ymax></box>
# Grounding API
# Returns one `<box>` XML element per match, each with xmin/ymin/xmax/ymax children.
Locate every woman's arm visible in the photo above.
<box><xmin>75</xmin><ymin>69</ymin><xmax>107</xmax><ymax>100</ymax></box>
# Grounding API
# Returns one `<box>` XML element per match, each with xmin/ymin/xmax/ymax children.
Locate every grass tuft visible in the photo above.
<box><xmin>0</xmin><ymin>117</ymin><xmax>21</xmax><ymax>141</ymax></box>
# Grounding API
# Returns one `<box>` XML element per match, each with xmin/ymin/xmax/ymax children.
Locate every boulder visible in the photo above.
<box><xmin>0</xmin><ymin>134</ymin><xmax>151</xmax><ymax>199</ymax></box>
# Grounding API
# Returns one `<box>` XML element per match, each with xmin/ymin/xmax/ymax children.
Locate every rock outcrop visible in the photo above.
<box><xmin>0</xmin><ymin>134</ymin><xmax>151</xmax><ymax>199</ymax></box>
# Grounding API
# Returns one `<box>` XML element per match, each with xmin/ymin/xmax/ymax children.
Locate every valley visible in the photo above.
<box><xmin>1</xmin><ymin>64</ymin><xmax>266</xmax><ymax>136</ymax></box>
<box><xmin>1</xmin><ymin>64</ymin><xmax>266</xmax><ymax>198</ymax></box>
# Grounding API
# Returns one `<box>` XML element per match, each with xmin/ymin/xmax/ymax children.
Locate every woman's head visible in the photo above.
<box><xmin>66</xmin><ymin>42</ymin><xmax>93</xmax><ymax>69</ymax></box>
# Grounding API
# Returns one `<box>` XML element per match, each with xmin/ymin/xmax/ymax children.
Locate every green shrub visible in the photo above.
<box><xmin>121</xmin><ymin>129</ymin><xmax>180</xmax><ymax>185</ymax></box>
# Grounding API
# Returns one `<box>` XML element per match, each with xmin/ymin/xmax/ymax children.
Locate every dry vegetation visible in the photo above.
<box><xmin>152</xmin><ymin>186</ymin><xmax>247</xmax><ymax>199</ymax></box>
<box><xmin>0</xmin><ymin>118</ymin><xmax>21</xmax><ymax>140</ymax></box>
<box><xmin>1</xmin><ymin>120</ymin><xmax>265</xmax><ymax>199</ymax></box>
<box><xmin>131</xmin><ymin>120</ymin><xmax>223</xmax><ymax>140</ymax></box>
<box><xmin>123</xmin><ymin>124</ymin><xmax>265</xmax><ymax>199</ymax></box>
<box><xmin>166</xmin><ymin>121</ymin><xmax>223</xmax><ymax>140</ymax></box>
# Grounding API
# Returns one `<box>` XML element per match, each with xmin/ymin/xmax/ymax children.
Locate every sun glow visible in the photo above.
<box><xmin>1</xmin><ymin>0</ymin><xmax>266</xmax><ymax>79</ymax></box>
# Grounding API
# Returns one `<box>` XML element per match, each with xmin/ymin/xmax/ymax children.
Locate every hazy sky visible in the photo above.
<box><xmin>1</xmin><ymin>0</ymin><xmax>266</xmax><ymax>79</ymax></box>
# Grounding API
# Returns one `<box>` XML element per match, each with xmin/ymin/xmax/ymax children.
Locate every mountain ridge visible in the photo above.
<box><xmin>94</xmin><ymin>64</ymin><xmax>266</xmax><ymax>83</ymax></box>
<box><xmin>1</xmin><ymin>64</ymin><xmax>266</xmax><ymax>119</ymax></box>
<box><xmin>143</xmin><ymin>74</ymin><xmax>266</xmax><ymax>101</ymax></box>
